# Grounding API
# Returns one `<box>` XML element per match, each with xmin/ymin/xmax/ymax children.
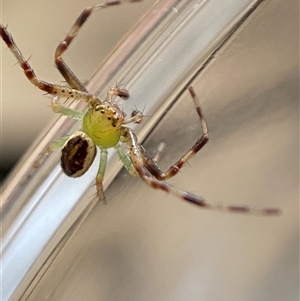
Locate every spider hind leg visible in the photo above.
<box><xmin>138</xmin><ymin>87</ymin><xmax>209</xmax><ymax>181</ymax></box>
<box><xmin>120</xmin><ymin>117</ymin><xmax>281</xmax><ymax>216</ymax></box>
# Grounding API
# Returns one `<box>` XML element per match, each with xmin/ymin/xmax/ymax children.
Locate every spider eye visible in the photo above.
<box><xmin>61</xmin><ymin>131</ymin><xmax>96</xmax><ymax>178</ymax></box>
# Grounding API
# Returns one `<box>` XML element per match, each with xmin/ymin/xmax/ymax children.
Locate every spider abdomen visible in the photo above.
<box><xmin>61</xmin><ymin>131</ymin><xmax>96</xmax><ymax>178</ymax></box>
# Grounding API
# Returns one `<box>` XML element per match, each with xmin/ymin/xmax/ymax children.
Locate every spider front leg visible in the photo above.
<box><xmin>54</xmin><ymin>1</ymin><xmax>141</xmax><ymax>91</ymax></box>
<box><xmin>139</xmin><ymin>87</ymin><xmax>209</xmax><ymax>180</ymax></box>
<box><xmin>0</xmin><ymin>24</ymin><xmax>98</xmax><ymax>106</ymax></box>
<box><xmin>121</xmin><ymin>127</ymin><xmax>281</xmax><ymax>216</ymax></box>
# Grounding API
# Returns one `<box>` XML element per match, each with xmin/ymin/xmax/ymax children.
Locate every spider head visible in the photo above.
<box><xmin>82</xmin><ymin>102</ymin><xmax>125</xmax><ymax>149</ymax></box>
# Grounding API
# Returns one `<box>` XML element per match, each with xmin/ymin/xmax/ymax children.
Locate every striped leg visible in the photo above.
<box><xmin>121</xmin><ymin>127</ymin><xmax>281</xmax><ymax>216</ymax></box>
<box><xmin>0</xmin><ymin>24</ymin><xmax>99</xmax><ymax>106</ymax></box>
<box><xmin>54</xmin><ymin>1</ymin><xmax>141</xmax><ymax>91</ymax></box>
<box><xmin>140</xmin><ymin>87</ymin><xmax>209</xmax><ymax>180</ymax></box>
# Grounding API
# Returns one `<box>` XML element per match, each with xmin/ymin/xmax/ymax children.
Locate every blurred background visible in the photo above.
<box><xmin>1</xmin><ymin>1</ymin><xmax>299</xmax><ymax>301</ymax></box>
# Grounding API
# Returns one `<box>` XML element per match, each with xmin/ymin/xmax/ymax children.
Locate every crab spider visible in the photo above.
<box><xmin>0</xmin><ymin>2</ymin><xmax>281</xmax><ymax>215</ymax></box>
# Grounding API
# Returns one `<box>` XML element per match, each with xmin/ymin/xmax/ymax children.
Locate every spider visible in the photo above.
<box><xmin>1</xmin><ymin>1</ymin><xmax>281</xmax><ymax>216</ymax></box>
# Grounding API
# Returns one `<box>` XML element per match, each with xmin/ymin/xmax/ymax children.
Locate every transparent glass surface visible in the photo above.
<box><xmin>1</xmin><ymin>0</ymin><xmax>299</xmax><ymax>300</ymax></box>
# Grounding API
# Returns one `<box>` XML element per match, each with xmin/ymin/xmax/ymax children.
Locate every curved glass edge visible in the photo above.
<box><xmin>0</xmin><ymin>0</ymin><xmax>260</xmax><ymax>300</ymax></box>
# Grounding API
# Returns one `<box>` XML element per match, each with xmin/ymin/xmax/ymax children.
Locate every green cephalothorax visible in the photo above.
<box><xmin>82</xmin><ymin>102</ymin><xmax>125</xmax><ymax>149</ymax></box>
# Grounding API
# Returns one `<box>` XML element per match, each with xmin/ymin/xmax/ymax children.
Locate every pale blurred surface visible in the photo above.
<box><xmin>1</xmin><ymin>0</ymin><xmax>299</xmax><ymax>301</ymax></box>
